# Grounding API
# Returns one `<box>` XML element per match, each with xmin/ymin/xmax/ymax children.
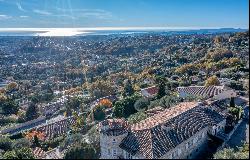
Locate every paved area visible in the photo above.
<box><xmin>226</xmin><ymin>119</ymin><xmax>249</xmax><ymax>148</ymax></box>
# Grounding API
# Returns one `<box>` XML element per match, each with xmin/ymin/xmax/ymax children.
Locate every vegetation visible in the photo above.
<box><xmin>64</xmin><ymin>143</ymin><xmax>97</xmax><ymax>159</ymax></box>
<box><xmin>205</xmin><ymin>75</ymin><xmax>220</xmax><ymax>86</ymax></box>
<box><xmin>93</xmin><ymin>105</ymin><xmax>106</xmax><ymax>121</ymax></box>
<box><xmin>134</xmin><ymin>98</ymin><xmax>150</xmax><ymax>111</ymax></box>
<box><xmin>122</xmin><ymin>79</ymin><xmax>135</xmax><ymax>97</ymax></box>
<box><xmin>0</xmin><ymin>98</ymin><xmax>19</xmax><ymax>115</ymax></box>
<box><xmin>127</xmin><ymin>111</ymin><xmax>148</xmax><ymax>124</ymax></box>
<box><xmin>0</xmin><ymin>137</ymin><xmax>13</xmax><ymax>151</ymax></box>
<box><xmin>229</xmin><ymin>106</ymin><xmax>243</xmax><ymax>121</ymax></box>
<box><xmin>25</xmin><ymin>102</ymin><xmax>40</xmax><ymax>121</ymax></box>
<box><xmin>89</xmin><ymin>79</ymin><xmax>115</xmax><ymax>99</ymax></box>
<box><xmin>3</xmin><ymin>147</ymin><xmax>34</xmax><ymax>159</ymax></box>
<box><xmin>156</xmin><ymin>76</ymin><xmax>167</xmax><ymax>99</ymax></box>
<box><xmin>213</xmin><ymin>143</ymin><xmax>249</xmax><ymax>159</ymax></box>
<box><xmin>113</xmin><ymin>94</ymin><xmax>141</xmax><ymax>118</ymax></box>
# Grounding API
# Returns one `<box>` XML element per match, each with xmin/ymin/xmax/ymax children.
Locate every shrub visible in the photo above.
<box><xmin>127</xmin><ymin>111</ymin><xmax>147</xmax><ymax>124</ymax></box>
<box><xmin>134</xmin><ymin>98</ymin><xmax>150</xmax><ymax>111</ymax></box>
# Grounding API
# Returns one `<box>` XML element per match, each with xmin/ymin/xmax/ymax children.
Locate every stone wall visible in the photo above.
<box><xmin>160</xmin><ymin>127</ymin><xmax>209</xmax><ymax>159</ymax></box>
<box><xmin>100</xmin><ymin>132</ymin><xmax>128</xmax><ymax>159</ymax></box>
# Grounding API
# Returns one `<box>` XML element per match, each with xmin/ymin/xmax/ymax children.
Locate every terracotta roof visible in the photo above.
<box><xmin>145</xmin><ymin>106</ymin><xmax>165</xmax><ymax>117</ymax></box>
<box><xmin>99</xmin><ymin>118</ymin><xmax>129</xmax><ymax>136</ymax></box>
<box><xmin>119</xmin><ymin>104</ymin><xmax>225</xmax><ymax>159</ymax></box>
<box><xmin>35</xmin><ymin>116</ymin><xmax>76</xmax><ymax>139</ymax></box>
<box><xmin>141</xmin><ymin>86</ymin><xmax>158</xmax><ymax>97</ymax></box>
<box><xmin>131</xmin><ymin>102</ymin><xmax>197</xmax><ymax>131</ymax></box>
<box><xmin>33</xmin><ymin>147</ymin><xmax>46</xmax><ymax>158</ymax></box>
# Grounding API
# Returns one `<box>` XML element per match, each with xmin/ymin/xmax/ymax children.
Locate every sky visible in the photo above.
<box><xmin>0</xmin><ymin>0</ymin><xmax>249</xmax><ymax>28</ymax></box>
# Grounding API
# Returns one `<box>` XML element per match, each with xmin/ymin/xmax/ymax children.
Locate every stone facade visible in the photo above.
<box><xmin>99</xmin><ymin>103</ymin><xmax>227</xmax><ymax>159</ymax></box>
<box><xmin>99</xmin><ymin>119</ymin><xmax>129</xmax><ymax>159</ymax></box>
<box><xmin>100</xmin><ymin>132</ymin><xmax>128</xmax><ymax>159</ymax></box>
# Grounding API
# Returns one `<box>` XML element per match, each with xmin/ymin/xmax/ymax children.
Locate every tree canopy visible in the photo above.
<box><xmin>205</xmin><ymin>75</ymin><xmax>220</xmax><ymax>87</ymax></box>
<box><xmin>64</xmin><ymin>144</ymin><xmax>97</xmax><ymax>159</ymax></box>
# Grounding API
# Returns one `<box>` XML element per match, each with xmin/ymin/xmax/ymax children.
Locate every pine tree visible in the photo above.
<box><xmin>230</xmin><ymin>97</ymin><xmax>235</xmax><ymax>108</ymax></box>
<box><xmin>122</xmin><ymin>79</ymin><xmax>134</xmax><ymax>97</ymax></box>
<box><xmin>26</xmin><ymin>103</ymin><xmax>39</xmax><ymax>121</ymax></box>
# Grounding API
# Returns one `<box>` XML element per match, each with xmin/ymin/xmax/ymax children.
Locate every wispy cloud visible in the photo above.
<box><xmin>33</xmin><ymin>9</ymin><xmax>52</xmax><ymax>15</ymax></box>
<box><xmin>0</xmin><ymin>14</ymin><xmax>12</xmax><ymax>20</ymax></box>
<box><xmin>20</xmin><ymin>15</ymin><xmax>29</xmax><ymax>18</ymax></box>
<box><xmin>16</xmin><ymin>2</ymin><xmax>26</xmax><ymax>12</ymax></box>
<box><xmin>56</xmin><ymin>7</ymin><xmax>113</xmax><ymax>20</ymax></box>
<box><xmin>80</xmin><ymin>10</ymin><xmax>113</xmax><ymax>19</ymax></box>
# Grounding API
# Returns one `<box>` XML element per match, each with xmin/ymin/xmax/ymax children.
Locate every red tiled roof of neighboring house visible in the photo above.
<box><xmin>35</xmin><ymin>116</ymin><xmax>76</xmax><ymax>140</ymax></box>
<box><xmin>145</xmin><ymin>86</ymin><xmax>158</xmax><ymax>95</ymax></box>
<box><xmin>141</xmin><ymin>86</ymin><xmax>158</xmax><ymax>97</ymax></box>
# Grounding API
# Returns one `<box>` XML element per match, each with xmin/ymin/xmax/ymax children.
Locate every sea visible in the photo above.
<box><xmin>0</xmin><ymin>27</ymin><xmax>247</xmax><ymax>36</ymax></box>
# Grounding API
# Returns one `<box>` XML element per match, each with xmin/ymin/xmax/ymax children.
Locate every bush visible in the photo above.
<box><xmin>14</xmin><ymin>147</ymin><xmax>35</xmax><ymax>159</ymax></box>
<box><xmin>3</xmin><ymin>150</ymin><xmax>18</xmax><ymax>159</ymax></box>
<box><xmin>113</xmin><ymin>94</ymin><xmax>141</xmax><ymax>118</ymax></box>
<box><xmin>205</xmin><ymin>75</ymin><xmax>220</xmax><ymax>86</ymax></box>
<box><xmin>213</xmin><ymin>143</ymin><xmax>249</xmax><ymax>159</ymax></box>
<box><xmin>134</xmin><ymin>98</ymin><xmax>150</xmax><ymax>111</ymax></box>
<box><xmin>64</xmin><ymin>144</ymin><xmax>97</xmax><ymax>159</ymax></box>
<box><xmin>0</xmin><ymin>98</ymin><xmax>19</xmax><ymax>115</ymax></box>
<box><xmin>93</xmin><ymin>105</ymin><xmax>106</xmax><ymax>121</ymax></box>
<box><xmin>127</xmin><ymin>111</ymin><xmax>147</xmax><ymax>124</ymax></box>
<box><xmin>41</xmin><ymin>136</ymin><xmax>64</xmax><ymax>151</ymax></box>
<box><xmin>0</xmin><ymin>117</ymin><xmax>17</xmax><ymax>126</ymax></box>
<box><xmin>60</xmin><ymin>133</ymin><xmax>83</xmax><ymax>150</ymax></box>
<box><xmin>12</xmin><ymin>138</ymin><xmax>31</xmax><ymax>149</ymax></box>
<box><xmin>3</xmin><ymin>147</ymin><xmax>34</xmax><ymax>159</ymax></box>
<box><xmin>0</xmin><ymin>137</ymin><xmax>13</xmax><ymax>151</ymax></box>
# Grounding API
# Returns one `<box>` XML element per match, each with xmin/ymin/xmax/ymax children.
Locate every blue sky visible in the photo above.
<box><xmin>0</xmin><ymin>0</ymin><xmax>248</xmax><ymax>28</ymax></box>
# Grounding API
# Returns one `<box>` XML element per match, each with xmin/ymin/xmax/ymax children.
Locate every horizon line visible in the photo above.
<box><xmin>0</xmin><ymin>27</ymin><xmax>248</xmax><ymax>31</ymax></box>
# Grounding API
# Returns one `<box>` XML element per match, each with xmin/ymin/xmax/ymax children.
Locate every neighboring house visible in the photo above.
<box><xmin>35</xmin><ymin>116</ymin><xmax>76</xmax><ymax>140</ymax></box>
<box><xmin>99</xmin><ymin>102</ymin><xmax>227</xmax><ymax>159</ymax></box>
<box><xmin>176</xmin><ymin>85</ymin><xmax>236</xmax><ymax>100</ymax></box>
<box><xmin>141</xmin><ymin>86</ymin><xmax>159</xmax><ymax>98</ymax></box>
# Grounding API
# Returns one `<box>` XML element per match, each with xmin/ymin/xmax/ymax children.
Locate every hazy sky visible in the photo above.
<box><xmin>0</xmin><ymin>0</ymin><xmax>249</xmax><ymax>28</ymax></box>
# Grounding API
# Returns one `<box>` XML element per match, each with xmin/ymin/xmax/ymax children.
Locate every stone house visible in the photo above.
<box><xmin>99</xmin><ymin>102</ymin><xmax>227</xmax><ymax>159</ymax></box>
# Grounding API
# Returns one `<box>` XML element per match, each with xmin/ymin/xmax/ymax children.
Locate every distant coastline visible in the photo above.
<box><xmin>0</xmin><ymin>27</ymin><xmax>247</xmax><ymax>36</ymax></box>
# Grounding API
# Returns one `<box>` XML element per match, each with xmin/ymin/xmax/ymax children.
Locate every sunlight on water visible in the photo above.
<box><xmin>0</xmin><ymin>27</ymin><xmax>222</xmax><ymax>36</ymax></box>
<box><xmin>35</xmin><ymin>29</ymin><xmax>91</xmax><ymax>36</ymax></box>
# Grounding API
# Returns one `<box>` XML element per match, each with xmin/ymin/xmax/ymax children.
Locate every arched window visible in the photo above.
<box><xmin>112</xmin><ymin>139</ymin><xmax>116</xmax><ymax>144</ymax></box>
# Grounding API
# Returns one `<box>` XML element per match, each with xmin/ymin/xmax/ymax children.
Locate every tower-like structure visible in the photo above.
<box><xmin>99</xmin><ymin>119</ymin><xmax>129</xmax><ymax>159</ymax></box>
